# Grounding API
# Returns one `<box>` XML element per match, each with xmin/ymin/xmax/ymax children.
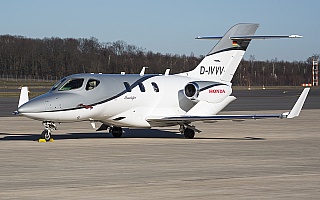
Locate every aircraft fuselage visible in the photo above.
<box><xmin>18</xmin><ymin>73</ymin><xmax>232</xmax><ymax>128</ymax></box>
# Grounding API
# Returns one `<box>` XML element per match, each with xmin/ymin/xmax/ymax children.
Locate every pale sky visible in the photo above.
<box><xmin>0</xmin><ymin>0</ymin><xmax>319</xmax><ymax>61</ymax></box>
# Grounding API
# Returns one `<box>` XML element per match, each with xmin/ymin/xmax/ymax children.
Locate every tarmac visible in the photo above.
<box><xmin>1</xmin><ymin>87</ymin><xmax>320</xmax><ymax>117</ymax></box>
<box><xmin>0</xmin><ymin>89</ymin><xmax>319</xmax><ymax>199</ymax></box>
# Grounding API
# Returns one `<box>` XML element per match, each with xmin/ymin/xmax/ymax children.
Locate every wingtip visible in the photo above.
<box><xmin>286</xmin><ymin>88</ymin><xmax>310</xmax><ymax>118</ymax></box>
<box><xmin>289</xmin><ymin>35</ymin><xmax>303</xmax><ymax>38</ymax></box>
<box><xmin>18</xmin><ymin>86</ymin><xmax>29</xmax><ymax>108</ymax></box>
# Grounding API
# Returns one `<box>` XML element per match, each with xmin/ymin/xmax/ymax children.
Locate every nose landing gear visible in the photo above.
<box><xmin>39</xmin><ymin>121</ymin><xmax>56</xmax><ymax>142</ymax></box>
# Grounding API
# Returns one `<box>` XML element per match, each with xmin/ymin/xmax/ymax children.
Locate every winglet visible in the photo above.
<box><xmin>284</xmin><ymin>88</ymin><xmax>310</xmax><ymax>118</ymax></box>
<box><xmin>13</xmin><ymin>86</ymin><xmax>29</xmax><ymax>115</ymax></box>
<box><xmin>18</xmin><ymin>86</ymin><xmax>29</xmax><ymax>108</ymax></box>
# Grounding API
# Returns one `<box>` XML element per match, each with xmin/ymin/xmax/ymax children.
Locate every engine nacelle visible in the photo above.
<box><xmin>184</xmin><ymin>81</ymin><xmax>232</xmax><ymax>103</ymax></box>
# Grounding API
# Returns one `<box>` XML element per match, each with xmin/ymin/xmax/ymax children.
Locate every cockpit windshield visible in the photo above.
<box><xmin>50</xmin><ymin>78</ymin><xmax>66</xmax><ymax>91</ymax></box>
<box><xmin>58</xmin><ymin>78</ymin><xmax>84</xmax><ymax>91</ymax></box>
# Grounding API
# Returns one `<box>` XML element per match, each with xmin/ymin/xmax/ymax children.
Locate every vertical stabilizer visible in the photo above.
<box><xmin>183</xmin><ymin>23</ymin><xmax>259</xmax><ymax>82</ymax></box>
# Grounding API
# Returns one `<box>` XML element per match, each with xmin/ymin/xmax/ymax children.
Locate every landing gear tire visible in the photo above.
<box><xmin>41</xmin><ymin>121</ymin><xmax>56</xmax><ymax>141</ymax></box>
<box><xmin>184</xmin><ymin>128</ymin><xmax>195</xmax><ymax>139</ymax></box>
<box><xmin>41</xmin><ymin>129</ymin><xmax>51</xmax><ymax>141</ymax></box>
<box><xmin>111</xmin><ymin>127</ymin><xmax>123</xmax><ymax>138</ymax></box>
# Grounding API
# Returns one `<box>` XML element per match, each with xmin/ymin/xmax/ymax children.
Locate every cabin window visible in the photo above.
<box><xmin>124</xmin><ymin>82</ymin><xmax>131</xmax><ymax>92</ymax></box>
<box><xmin>59</xmin><ymin>78</ymin><xmax>84</xmax><ymax>91</ymax></box>
<box><xmin>151</xmin><ymin>82</ymin><xmax>159</xmax><ymax>92</ymax></box>
<box><xmin>138</xmin><ymin>82</ymin><xmax>145</xmax><ymax>92</ymax></box>
<box><xmin>86</xmin><ymin>79</ymin><xmax>100</xmax><ymax>90</ymax></box>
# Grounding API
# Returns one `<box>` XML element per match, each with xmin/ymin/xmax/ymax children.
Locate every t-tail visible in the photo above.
<box><xmin>183</xmin><ymin>23</ymin><xmax>258</xmax><ymax>82</ymax></box>
<box><xmin>181</xmin><ymin>23</ymin><xmax>302</xmax><ymax>83</ymax></box>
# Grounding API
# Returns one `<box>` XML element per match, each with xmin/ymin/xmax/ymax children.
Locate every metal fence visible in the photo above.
<box><xmin>0</xmin><ymin>74</ymin><xmax>61</xmax><ymax>82</ymax></box>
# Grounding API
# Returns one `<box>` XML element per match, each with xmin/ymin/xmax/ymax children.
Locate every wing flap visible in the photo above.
<box><xmin>147</xmin><ymin>114</ymin><xmax>283</xmax><ymax>125</ymax></box>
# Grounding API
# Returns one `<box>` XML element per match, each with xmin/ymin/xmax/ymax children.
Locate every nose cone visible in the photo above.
<box><xmin>18</xmin><ymin>98</ymin><xmax>44</xmax><ymax>114</ymax></box>
<box><xmin>18</xmin><ymin>92</ymin><xmax>57</xmax><ymax>114</ymax></box>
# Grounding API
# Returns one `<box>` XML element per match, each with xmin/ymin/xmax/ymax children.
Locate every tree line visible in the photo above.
<box><xmin>0</xmin><ymin>35</ymin><xmax>314</xmax><ymax>86</ymax></box>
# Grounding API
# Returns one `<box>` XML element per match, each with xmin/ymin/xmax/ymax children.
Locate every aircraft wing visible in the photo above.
<box><xmin>147</xmin><ymin>88</ymin><xmax>310</xmax><ymax>125</ymax></box>
<box><xmin>148</xmin><ymin>114</ymin><xmax>283</xmax><ymax>124</ymax></box>
<box><xmin>147</xmin><ymin>113</ymin><xmax>288</xmax><ymax>127</ymax></box>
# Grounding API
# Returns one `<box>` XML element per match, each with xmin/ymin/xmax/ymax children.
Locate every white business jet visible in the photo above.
<box><xmin>16</xmin><ymin>23</ymin><xmax>309</xmax><ymax>141</ymax></box>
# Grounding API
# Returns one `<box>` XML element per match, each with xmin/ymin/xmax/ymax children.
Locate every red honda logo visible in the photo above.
<box><xmin>209</xmin><ymin>89</ymin><xmax>225</xmax><ymax>93</ymax></box>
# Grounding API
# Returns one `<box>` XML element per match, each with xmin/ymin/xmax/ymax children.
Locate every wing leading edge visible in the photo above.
<box><xmin>147</xmin><ymin>88</ymin><xmax>310</xmax><ymax>125</ymax></box>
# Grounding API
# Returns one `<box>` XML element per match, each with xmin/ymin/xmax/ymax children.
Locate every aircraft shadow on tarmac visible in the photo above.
<box><xmin>0</xmin><ymin>129</ymin><xmax>265</xmax><ymax>141</ymax></box>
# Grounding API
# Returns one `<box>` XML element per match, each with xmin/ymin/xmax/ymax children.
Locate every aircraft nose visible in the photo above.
<box><xmin>18</xmin><ymin>99</ymin><xmax>43</xmax><ymax>113</ymax></box>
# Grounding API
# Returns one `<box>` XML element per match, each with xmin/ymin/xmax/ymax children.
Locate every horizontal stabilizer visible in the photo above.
<box><xmin>196</xmin><ymin>35</ymin><xmax>303</xmax><ymax>40</ymax></box>
<box><xmin>195</xmin><ymin>36</ymin><xmax>223</xmax><ymax>40</ymax></box>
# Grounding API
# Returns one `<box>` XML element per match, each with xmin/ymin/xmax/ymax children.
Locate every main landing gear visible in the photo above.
<box><xmin>179</xmin><ymin>124</ymin><xmax>198</xmax><ymax>139</ymax></box>
<box><xmin>97</xmin><ymin>124</ymin><xmax>123</xmax><ymax>138</ymax></box>
<box><xmin>110</xmin><ymin>126</ymin><xmax>123</xmax><ymax>138</ymax></box>
<box><xmin>40</xmin><ymin>121</ymin><xmax>56</xmax><ymax>142</ymax></box>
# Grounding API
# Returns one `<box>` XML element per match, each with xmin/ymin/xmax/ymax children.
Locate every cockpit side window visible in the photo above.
<box><xmin>59</xmin><ymin>78</ymin><xmax>84</xmax><ymax>91</ymax></box>
<box><xmin>86</xmin><ymin>79</ymin><xmax>100</xmax><ymax>90</ymax></box>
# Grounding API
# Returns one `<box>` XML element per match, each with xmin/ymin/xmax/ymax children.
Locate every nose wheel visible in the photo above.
<box><xmin>40</xmin><ymin>121</ymin><xmax>56</xmax><ymax>142</ymax></box>
<box><xmin>41</xmin><ymin>129</ymin><xmax>52</xmax><ymax>141</ymax></box>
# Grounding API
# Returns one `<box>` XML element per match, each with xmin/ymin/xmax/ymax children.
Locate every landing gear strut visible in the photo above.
<box><xmin>179</xmin><ymin>124</ymin><xmax>196</xmax><ymax>139</ymax></box>
<box><xmin>41</xmin><ymin>121</ymin><xmax>56</xmax><ymax>141</ymax></box>
<box><xmin>110</xmin><ymin>126</ymin><xmax>123</xmax><ymax>138</ymax></box>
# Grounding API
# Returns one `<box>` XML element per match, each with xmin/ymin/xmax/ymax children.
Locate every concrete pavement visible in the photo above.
<box><xmin>0</xmin><ymin>109</ymin><xmax>319</xmax><ymax>199</ymax></box>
